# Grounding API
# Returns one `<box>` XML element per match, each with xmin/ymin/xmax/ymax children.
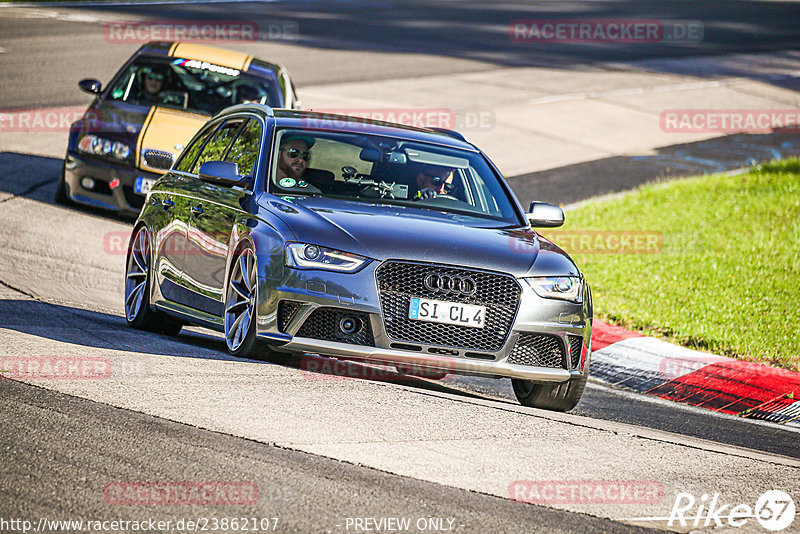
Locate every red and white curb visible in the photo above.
<box><xmin>590</xmin><ymin>320</ymin><xmax>800</xmax><ymax>427</ymax></box>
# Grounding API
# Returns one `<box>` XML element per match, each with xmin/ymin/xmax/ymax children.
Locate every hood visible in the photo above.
<box><xmin>262</xmin><ymin>196</ymin><xmax>580</xmax><ymax>278</ymax></box>
<box><xmin>136</xmin><ymin>107</ymin><xmax>208</xmax><ymax>173</ymax></box>
<box><xmin>83</xmin><ymin>100</ymin><xmax>207</xmax><ymax>173</ymax></box>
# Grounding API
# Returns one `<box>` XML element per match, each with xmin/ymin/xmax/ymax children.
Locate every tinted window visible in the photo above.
<box><xmin>226</xmin><ymin>119</ymin><xmax>262</xmax><ymax>178</ymax></box>
<box><xmin>174</xmin><ymin>126</ymin><xmax>216</xmax><ymax>173</ymax></box>
<box><xmin>192</xmin><ymin>120</ymin><xmax>244</xmax><ymax>174</ymax></box>
<box><xmin>269</xmin><ymin>129</ymin><xmax>520</xmax><ymax>225</ymax></box>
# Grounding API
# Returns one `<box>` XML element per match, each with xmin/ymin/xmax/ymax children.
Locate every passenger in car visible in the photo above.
<box><xmin>413</xmin><ymin>165</ymin><xmax>454</xmax><ymax>200</ymax></box>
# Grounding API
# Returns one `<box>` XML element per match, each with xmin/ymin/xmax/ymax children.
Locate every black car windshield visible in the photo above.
<box><xmin>269</xmin><ymin>129</ymin><xmax>521</xmax><ymax>225</ymax></box>
<box><xmin>106</xmin><ymin>58</ymin><xmax>280</xmax><ymax>115</ymax></box>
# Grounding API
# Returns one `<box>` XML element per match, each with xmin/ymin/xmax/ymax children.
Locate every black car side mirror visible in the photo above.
<box><xmin>198</xmin><ymin>161</ymin><xmax>242</xmax><ymax>186</ymax></box>
<box><xmin>78</xmin><ymin>79</ymin><xmax>102</xmax><ymax>95</ymax></box>
<box><xmin>527</xmin><ymin>201</ymin><xmax>565</xmax><ymax>227</ymax></box>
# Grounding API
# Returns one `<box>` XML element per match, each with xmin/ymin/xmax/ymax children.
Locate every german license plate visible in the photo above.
<box><xmin>134</xmin><ymin>176</ymin><xmax>157</xmax><ymax>195</ymax></box>
<box><xmin>408</xmin><ymin>297</ymin><xmax>485</xmax><ymax>329</ymax></box>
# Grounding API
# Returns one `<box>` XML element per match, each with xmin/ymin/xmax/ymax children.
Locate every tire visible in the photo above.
<box><xmin>54</xmin><ymin>163</ymin><xmax>71</xmax><ymax>205</ymax></box>
<box><xmin>512</xmin><ymin>372</ymin><xmax>588</xmax><ymax>412</ymax></box>
<box><xmin>224</xmin><ymin>245</ymin><xmax>261</xmax><ymax>358</ymax></box>
<box><xmin>395</xmin><ymin>364</ymin><xmax>448</xmax><ymax>380</ymax></box>
<box><xmin>124</xmin><ymin>225</ymin><xmax>182</xmax><ymax>336</ymax></box>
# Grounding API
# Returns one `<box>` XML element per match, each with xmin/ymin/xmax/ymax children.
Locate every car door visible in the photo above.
<box><xmin>180</xmin><ymin>116</ymin><xmax>262</xmax><ymax>316</ymax></box>
<box><xmin>149</xmin><ymin>121</ymin><xmax>220</xmax><ymax>306</ymax></box>
<box><xmin>147</xmin><ymin>173</ymin><xmax>189</xmax><ymax>305</ymax></box>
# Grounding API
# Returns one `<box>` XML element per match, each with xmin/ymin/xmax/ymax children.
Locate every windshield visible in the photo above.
<box><xmin>105</xmin><ymin>58</ymin><xmax>281</xmax><ymax>115</ymax></box>
<box><xmin>268</xmin><ymin>129</ymin><xmax>521</xmax><ymax>224</ymax></box>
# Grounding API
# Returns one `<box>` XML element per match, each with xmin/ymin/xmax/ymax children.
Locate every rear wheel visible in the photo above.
<box><xmin>124</xmin><ymin>225</ymin><xmax>182</xmax><ymax>335</ymax></box>
<box><xmin>512</xmin><ymin>373</ymin><xmax>588</xmax><ymax>412</ymax></box>
<box><xmin>224</xmin><ymin>246</ymin><xmax>261</xmax><ymax>358</ymax></box>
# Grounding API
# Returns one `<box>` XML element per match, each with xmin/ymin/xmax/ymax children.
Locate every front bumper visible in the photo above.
<box><xmin>64</xmin><ymin>152</ymin><xmax>160</xmax><ymax>216</ymax></box>
<box><xmin>255</xmin><ymin>261</ymin><xmax>591</xmax><ymax>383</ymax></box>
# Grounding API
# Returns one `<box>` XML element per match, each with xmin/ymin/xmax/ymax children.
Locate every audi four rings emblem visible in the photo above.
<box><xmin>423</xmin><ymin>273</ymin><xmax>477</xmax><ymax>296</ymax></box>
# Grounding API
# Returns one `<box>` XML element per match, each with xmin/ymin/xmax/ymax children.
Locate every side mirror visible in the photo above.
<box><xmin>527</xmin><ymin>201</ymin><xmax>564</xmax><ymax>227</ymax></box>
<box><xmin>198</xmin><ymin>161</ymin><xmax>242</xmax><ymax>186</ymax></box>
<box><xmin>78</xmin><ymin>79</ymin><xmax>102</xmax><ymax>95</ymax></box>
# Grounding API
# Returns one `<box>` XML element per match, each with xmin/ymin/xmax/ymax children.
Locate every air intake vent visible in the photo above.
<box><xmin>508</xmin><ymin>333</ymin><xmax>566</xmax><ymax>369</ymax></box>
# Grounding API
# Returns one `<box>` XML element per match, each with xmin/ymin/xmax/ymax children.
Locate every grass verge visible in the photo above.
<box><xmin>542</xmin><ymin>158</ymin><xmax>800</xmax><ymax>372</ymax></box>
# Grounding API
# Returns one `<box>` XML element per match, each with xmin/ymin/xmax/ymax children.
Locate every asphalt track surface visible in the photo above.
<box><xmin>2</xmin><ymin>1</ymin><xmax>800</xmax><ymax>532</ymax></box>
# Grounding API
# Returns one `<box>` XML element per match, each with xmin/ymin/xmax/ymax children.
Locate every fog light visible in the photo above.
<box><xmin>339</xmin><ymin>317</ymin><xmax>360</xmax><ymax>334</ymax></box>
<box><xmin>80</xmin><ymin>177</ymin><xmax>96</xmax><ymax>190</ymax></box>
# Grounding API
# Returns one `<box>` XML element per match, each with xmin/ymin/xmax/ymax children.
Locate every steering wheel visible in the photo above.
<box><xmin>432</xmin><ymin>194</ymin><xmax>460</xmax><ymax>202</ymax></box>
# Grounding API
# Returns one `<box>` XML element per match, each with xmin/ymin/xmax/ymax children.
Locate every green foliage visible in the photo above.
<box><xmin>549</xmin><ymin>159</ymin><xmax>800</xmax><ymax>371</ymax></box>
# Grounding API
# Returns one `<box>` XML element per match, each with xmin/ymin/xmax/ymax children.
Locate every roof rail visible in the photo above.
<box><xmin>219</xmin><ymin>103</ymin><xmax>275</xmax><ymax>117</ymax></box>
<box><xmin>429</xmin><ymin>127</ymin><xmax>468</xmax><ymax>142</ymax></box>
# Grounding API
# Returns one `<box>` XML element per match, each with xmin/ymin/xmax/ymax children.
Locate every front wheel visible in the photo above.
<box><xmin>54</xmin><ymin>163</ymin><xmax>71</xmax><ymax>205</ymax></box>
<box><xmin>224</xmin><ymin>246</ymin><xmax>261</xmax><ymax>358</ymax></box>
<box><xmin>512</xmin><ymin>373</ymin><xmax>588</xmax><ymax>412</ymax></box>
<box><xmin>124</xmin><ymin>225</ymin><xmax>182</xmax><ymax>335</ymax></box>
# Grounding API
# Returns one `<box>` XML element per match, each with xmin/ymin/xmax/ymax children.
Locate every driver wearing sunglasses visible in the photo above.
<box><xmin>414</xmin><ymin>165</ymin><xmax>454</xmax><ymax>200</ymax></box>
<box><xmin>277</xmin><ymin>135</ymin><xmax>314</xmax><ymax>182</ymax></box>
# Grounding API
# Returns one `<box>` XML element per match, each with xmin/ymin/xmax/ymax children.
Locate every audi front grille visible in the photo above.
<box><xmin>375</xmin><ymin>261</ymin><xmax>521</xmax><ymax>352</ymax></box>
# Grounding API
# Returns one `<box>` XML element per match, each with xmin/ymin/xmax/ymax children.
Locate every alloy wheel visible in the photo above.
<box><xmin>225</xmin><ymin>248</ymin><xmax>257</xmax><ymax>352</ymax></box>
<box><xmin>124</xmin><ymin>227</ymin><xmax>150</xmax><ymax>322</ymax></box>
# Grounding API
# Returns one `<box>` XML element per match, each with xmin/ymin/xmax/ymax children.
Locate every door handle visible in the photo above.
<box><xmin>191</xmin><ymin>204</ymin><xmax>204</xmax><ymax>216</ymax></box>
<box><xmin>161</xmin><ymin>198</ymin><xmax>175</xmax><ymax>210</ymax></box>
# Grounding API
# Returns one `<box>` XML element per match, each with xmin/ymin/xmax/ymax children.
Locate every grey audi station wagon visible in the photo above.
<box><xmin>124</xmin><ymin>105</ymin><xmax>593</xmax><ymax>411</ymax></box>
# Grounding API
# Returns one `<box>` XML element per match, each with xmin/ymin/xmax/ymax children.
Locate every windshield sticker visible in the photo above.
<box><xmin>172</xmin><ymin>58</ymin><xmax>241</xmax><ymax>77</ymax></box>
<box><xmin>297</xmin><ymin>180</ymin><xmax>309</xmax><ymax>188</ymax></box>
<box><xmin>279</xmin><ymin>178</ymin><xmax>297</xmax><ymax>188</ymax></box>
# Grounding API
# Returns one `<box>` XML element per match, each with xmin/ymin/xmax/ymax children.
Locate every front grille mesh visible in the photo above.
<box><xmin>143</xmin><ymin>149</ymin><xmax>174</xmax><ymax>169</ymax></box>
<box><xmin>568</xmin><ymin>335</ymin><xmax>583</xmax><ymax>369</ymax></box>
<box><xmin>296</xmin><ymin>307</ymin><xmax>374</xmax><ymax>347</ymax></box>
<box><xmin>376</xmin><ymin>261</ymin><xmax>521</xmax><ymax>352</ymax></box>
<box><xmin>277</xmin><ymin>300</ymin><xmax>303</xmax><ymax>333</ymax></box>
<box><xmin>508</xmin><ymin>333</ymin><xmax>565</xmax><ymax>368</ymax></box>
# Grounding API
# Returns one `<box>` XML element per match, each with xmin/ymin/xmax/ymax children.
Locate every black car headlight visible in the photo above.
<box><xmin>525</xmin><ymin>276</ymin><xmax>583</xmax><ymax>303</ymax></box>
<box><xmin>285</xmin><ymin>243</ymin><xmax>369</xmax><ymax>273</ymax></box>
<box><xmin>78</xmin><ymin>134</ymin><xmax>131</xmax><ymax>162</ymax></box>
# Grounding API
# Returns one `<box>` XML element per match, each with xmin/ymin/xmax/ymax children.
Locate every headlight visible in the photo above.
<box><xmin>285</xmin><ymin>243</ymin><xmax>369</xmax><ymax>272</ymax></box>
<box><xmin>78</xmin><ymin>134</ymin><xmax>132</xmax><ymax>162</ymax></box>
<box><xmin>525</xmin><ymin>276</ymin><xmax>583</xmax><ymax>303</ymax></box>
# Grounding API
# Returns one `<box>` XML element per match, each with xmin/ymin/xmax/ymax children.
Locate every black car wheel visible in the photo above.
<box><xmin>224</xmin><ymin>245</ymin><xmax>260</xmax><ymax>358</ymax></box>
<box><xmin>124</xmin><ymin>225</ymin><xmax>182</xmax><ymax>335</ymax></box>
<box><xmin>54</xmin><ymin>162</ymin><xmax>71</xmax><ymax>205</ymax></box>
<box><xmin>512</xmin><ymin>372</ymin><xmax>588</xmax><ymax>412</ymax></box>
